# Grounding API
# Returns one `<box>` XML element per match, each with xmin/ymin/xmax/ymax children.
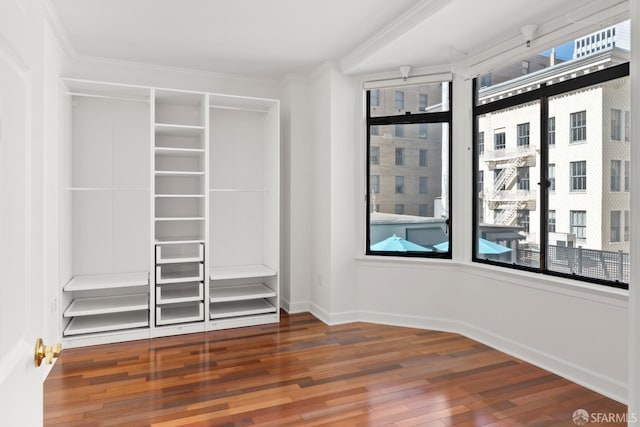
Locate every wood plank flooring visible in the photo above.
<box><xmin>44</xmin><ymin>312</ymin><xmax>627</xmax><ymax>426</ymax></box>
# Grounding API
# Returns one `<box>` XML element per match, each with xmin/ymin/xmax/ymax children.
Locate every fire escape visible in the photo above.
<box><xmin>482</xmin><ymin>146</ymin><xmax>537</xmax><ymax>229</ymax></box>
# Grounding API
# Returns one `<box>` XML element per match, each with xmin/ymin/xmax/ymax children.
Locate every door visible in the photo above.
<box><xmin>0</xmin><ymin>1</ymin><xmax>48</xmax><ymax>425</ymax></box>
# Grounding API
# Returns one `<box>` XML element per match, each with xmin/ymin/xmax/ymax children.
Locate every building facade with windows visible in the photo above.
<box><xmin>369</xmin><ymin>85</ymin><xmax>445</xmax><ymax>219</ymax></box>
<box><xmin>477</xmin><ymin>46</ymin><xmax>630</xmax><ymax>254</ymax></box>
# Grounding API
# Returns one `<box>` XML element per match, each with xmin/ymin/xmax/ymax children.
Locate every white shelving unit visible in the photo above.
<box><xmin>60</xmin><ymin>79</ymin><xmax>279</xmax><ymax>346</ymax></box>
<box><xmin>153</xmin><ymin>89</ymin><xmax>207</xmax><ymax>328</ymax></box>
<box><xmin>60</xmin><ymin>79</ymin><xmax>152</xmax><ymax>347</ymax></box>
<box><xmin>208</xmin><ymin>93</ymin><xmax>280</xmax><ymax>330</ymax></box>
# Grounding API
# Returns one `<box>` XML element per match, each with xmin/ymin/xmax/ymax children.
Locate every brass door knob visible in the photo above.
<box><xmin>34</xmin><ymin>338</ymin><xmax>62</xmax><ymax>367</ymax></box>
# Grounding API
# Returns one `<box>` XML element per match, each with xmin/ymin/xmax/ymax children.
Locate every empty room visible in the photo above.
<box><xmin>0</xmin><ymin>0</ymin><xmax>639</xmax><ymax>425</ymax></box>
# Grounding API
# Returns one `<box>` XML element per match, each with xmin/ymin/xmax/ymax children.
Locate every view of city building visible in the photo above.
<box><xmin>368</xmin><ymin>82</ymin><xmax>450</xmax><ymax>252</ymax></box>
<box><xmin>475</xmin><ymin>21</ymin><xmax>630</xmax><ymax>283</ymax></box>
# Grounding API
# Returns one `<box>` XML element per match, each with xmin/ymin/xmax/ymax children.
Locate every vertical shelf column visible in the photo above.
<box><xmin>153</xmin><ymin>90</ymin><xmax>208</xmax><ymax>332</ymax></box>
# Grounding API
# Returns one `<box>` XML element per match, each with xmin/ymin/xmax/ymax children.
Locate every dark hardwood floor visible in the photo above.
<box><xmin>44</xmin><ymin>312</ymin><xmax>627</xmax><ymax>426</ymax></box>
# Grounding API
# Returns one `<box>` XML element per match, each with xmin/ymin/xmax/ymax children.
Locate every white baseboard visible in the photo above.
<box><xmin>280</xmin><ymin>297</ymin><xmax>310</xmax><ymax>314</ymax></box>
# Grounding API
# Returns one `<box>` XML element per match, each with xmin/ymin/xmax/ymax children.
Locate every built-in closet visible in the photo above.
<box><xmin>60</xmin><ymin>79</ymin><xmax>279</xmax><ymax>347</ymax></box>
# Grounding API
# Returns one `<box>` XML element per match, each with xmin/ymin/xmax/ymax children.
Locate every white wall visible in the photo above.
<box><xmin>280</xmin><ymin>76</ymin><xmax>313</xmax><ymax>312</ymax></box>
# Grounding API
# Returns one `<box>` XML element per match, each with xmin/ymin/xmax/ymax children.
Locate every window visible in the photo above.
<box><xmin>570</xmin><ymin>210</ymin><xmax>587</xmax><ymax>240</ymax></box>
<box><xmin>611</xmin><ymin>210</ymin><xmax>621</xmax><ymax>242</ymax></box>
<box><xmin>517</xmin><ymin>210</ymin><xmax>530</xmax><ymax>233</ymax></box>
<box><xmin>611</xmin><ymin>109</ymin><xmax>622</xmax><ymax>140</ymax></box>
<box><xmin>419</xmin><ymin>149</ymin><xmax>428</xmax><ymax>167</ymax></box>
<box><xmin>419</xmin><ymin>94</ymin><xmax>428</xmax><ymax>111</ymax></box>
<box><xmin>370</xmin><ymin>175</ymin><xmax>379</xmax><ymax>194</ymax></box>
<box><xmin>370</xmin><ymin>146</ymin><xmax>380</xmax><ymax>165</ymax></box>
<box><xmin>625</xmin><ymin>160</ymin><xmax>630</xmax><ymax>192</ymax></box>
<box><xmin>395</xmin><ymin>91</ymin><xmax>404</xmax><ymax>110</ymax></box>
<box><xmin>371</xmin><ymin>89</ymin><xmax>380</xmax><ymax>107</ymax></box>
<box><xmin>517</xmin><ymin>122</ymin><xmax>530</xmax><ymax>146</ymax></box>
<box><xmin>371</xmin><ymin>125</ymin><xmax>379</xmax><ymax>136</ymax></box>
<box><xmin>517</xmin><ymin>167</ymin><xmax>530</xmax><ymax>190</ymax></box>
<box><xmin>473</xmin><ymin>29</ymin><xmax>630</xmax><ymax>288</ymax></box>
<box><xmin>419</xmin><ymin>177</ymin><xmax>428</xmax><ymax>194</ymax></box>
<box><xmin>625</xmin><ymin>210</ymin><xmax>630</xmax><ymax>241</ymax></box>
<box><xmin>395</xmin><ymin>176</ymin><xmax>404</xmax><ymax>194</ymax></box>
<box><xmin>367</xmin><ymin>81</ymin><xmax>452</xmax><ymax>258</ymax></box>
<box><xmin>570</xmin><ymin>111</ymin><xmax>587</xmax><ymax>143</ymax></box>
<box><xmin>625</xmin><ymin>110</ymin><xmax>630</xmax><ymax>141</ymax></box>
<box><xmin>395</xmin><ymin>147</ymin><xmax>404</xmax><ymax>165</ymax></box>
<box><xmin>570</xmin><ymin>161</ymin><xmax>587</xmax><ymax>191</ymax></box>
<box><xmin>419</xmin><ymin>123</ymin><xmax>428</xmax><ymax>139</ymax></box>
<box><xmin>494</xmin><ymin>131</ymin><xmax>506</xmax><ymax>150</ymax></box>
<box><xmin>611</xmin><ymin>160</ymin><xmax>621</xmax><ymax>192</ymax></box>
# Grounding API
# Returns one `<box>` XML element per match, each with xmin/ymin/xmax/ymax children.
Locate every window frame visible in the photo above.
<box><xmin>365</xmin><ymin>82</ymin><xmax>453</xmax><ymax>259</ymax></box>
<box><xmin>472</xmin><ymin>62</ymin><xmax>629</xmax><ymax>289</ymax></box>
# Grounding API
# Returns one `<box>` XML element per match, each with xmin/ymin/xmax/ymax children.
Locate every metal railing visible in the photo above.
<box><xmin>516</xmin><ymin>245</ymin><xmax>629</xmax><ymax>283</ymax></box>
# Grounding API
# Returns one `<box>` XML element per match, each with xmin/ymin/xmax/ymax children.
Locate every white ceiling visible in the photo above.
<box><xmin>50</xmin><ymin>0</ymin><xmax>605</xmax><ymax>80</ymax></box>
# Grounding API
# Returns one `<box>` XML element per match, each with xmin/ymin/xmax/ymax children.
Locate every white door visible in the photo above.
<box><xmin>0</xmin><ymin>1</ymin><xmax>48</xmax><ymax>425</ymax></box>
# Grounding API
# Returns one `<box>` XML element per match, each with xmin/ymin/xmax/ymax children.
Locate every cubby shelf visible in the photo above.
<box><xmin>210</xmin><ymin>265</ymin><xmax>277</xmax><ymax>281</ymax></box>
<box><xmin>156</xmin><ymin>302</ymin><xmax>204</xmax><ymax>325</ymax></box>
<box><xmin>64</xmin><ymin>272</ymin><xmax>149</xmax><ymax>292</ymax></box>
<box><xmin>155</xmin><ymin>123</ymin><xmax>205</xmax><ymax>136</ymax></box>
<box><xmin>210</xmin><ymin>299</ymin><xmax>276</xmax><ymax>319</ymax></box>
<box><xmin>155</xmin><ymin>170</ymin><xmax>205</xmax><ymax>176</ymax></box>
<box><xmin>64</xmin><ymin>311</ymin><xmax>149</xmax><ymax>336</ymax></box>
<box><xmin>156</xmin><ymin>264</ymin><xmax>204</xmax><ymax>284</ymax></box>
<box><xmin>210</xmin><ymin>283</ymin><xmax>275</xmax><ymax>303</ymax></box>
<box><xmin>64</xmin><ymin>294</ymin><xmax>149</xmax><ymax>317</ymax></box>
<box><xmin>156</xmin><ymin>282</ymin><xmax>203</xmax><ymax>304</ymax></box>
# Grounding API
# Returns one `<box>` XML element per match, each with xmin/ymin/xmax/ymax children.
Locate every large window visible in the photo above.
<box><xmin>517</xmin><ymin>123</ymin><xmax>530</xmax><ymax>146</ymax></box>
<box><xmin>611</xmin><ymin>160</ymin><xmax>621</xmax><ymax>192</ymax></box>
<box><xmin>570</xmin><ymin>210</ymin><xmax>587</xmax><ymax>240</ymax></box>
<box><xmin>473</xmin><ymin>25</ymin><xmax>629</xmax><ymax>288</ymax></box>
<box><xmin>570</xmin><ymin>161</ymin><xmax>587</xmax><ymax>192</ymax></box>
<box><xmin>570</xmin><ymin>110</ymin><xmax>587</xmax><ymax>143</ymax></box>
<box><xmin>367</xmin><ymin>81</ymin><xmax>452</xmax><ymax>258</ymax></box>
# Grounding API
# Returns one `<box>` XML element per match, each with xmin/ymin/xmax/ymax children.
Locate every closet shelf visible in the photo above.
<box><xmin>155</xmin><ymin>237</ymin><xmax>205</xmax><ymax>245</ymax></box>
<box><xmin>64</xmin><ymin>294</ymin><xmax>149</xmax><ymax>317</ymax></box>
<box><xmin>210</xmin><ymin>265</ymin><xmax>277</xmax><ymax>281</ymax></box>
<box><xmin>155</xmin><ymin>194</ymin><xmax>205</xmax><ymax>198</ymax></box>
<box><xmin>156</xmin><ymin>282</ymin><xmax>203</xmax><ymax>304</ymax></box>
<box><xmin>155</xmin><ymin>170</ymin><xmax>205</xmax><ymax>177</ymax></box>
<box><xmin>64</xmin><ymin>272</ymin><xmax>149</xmax><ymax>292</ymax></box>
<box><xmin>156</xmin><ymin>264</ymin><xmax>204</xmax><ymax>284</ymax></box>
<box><xmin>155</xmin><ymin>123</ymin><xmax>205</xmax><ymax>136</ymax></box>
<box><xmin>156</xmin><ymin>303</ymin><xmax>204</xmax><ymax>325</ymax></box>
<box><xmin>64</xmin><ymin>311</ymin><xmax>149</xmax><ymax>336</ymax></box>
<box><xmin>155</xmin><ymin>147</ymin><xmax>205</xmax><ymax>156</ymax></box>
<box><xmin>210</xmin><ymin>283</ymin><xmax>276</xmax><ymax>303</ymax></box>
<box><xmin>155</xmin><ymin>217</ymin><xmax>205</xmax><ymax>221</ymax></box>
<box><xmin>210</xmin><ymin>299</ymin><xmax>276</xmax><ymax>319</ymax></box>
